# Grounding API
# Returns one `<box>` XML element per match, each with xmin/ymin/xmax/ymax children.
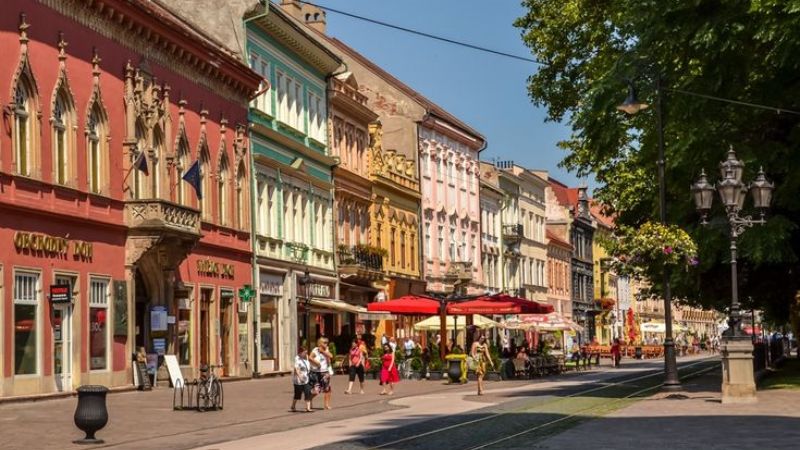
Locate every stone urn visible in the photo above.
<box><xmin>445</xmin><ymin>354</ymin><xmax>467</xmax><ymax>384</ymax></box>
<box><xmin>73</xmin><ymin>385</ymin><xmax>109</xmax><ymax>444</ymax></box>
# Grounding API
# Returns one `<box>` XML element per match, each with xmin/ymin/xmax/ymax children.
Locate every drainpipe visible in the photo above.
<box><xmin>244</xmin><ymin>1</ymin><xmax>269</xmax><ymax>378</ymax></box>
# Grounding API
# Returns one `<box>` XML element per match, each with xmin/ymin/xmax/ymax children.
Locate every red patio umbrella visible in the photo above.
<box><xmin>480</xmin><ymin>293</ymin><xmax>555</xmax><ymax>314</ymax></box>
<box><xmin>366</xmin><ymin>294</ymin><xmax>441</xmax><ymax>315</ymax></box>
<box><xmin>447</xmin><ymin>299</ymin><xmax>522</xmax><ymax>315</ymax></box>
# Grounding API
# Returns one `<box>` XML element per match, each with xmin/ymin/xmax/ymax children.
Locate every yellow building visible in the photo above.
<box><xmin>591</xmin><ymin>203</ymin><xmax>617</xmax><ymax>344</ymax></box>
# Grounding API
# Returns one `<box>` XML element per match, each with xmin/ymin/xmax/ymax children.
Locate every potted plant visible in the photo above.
<box><xmin>428</xmin><ymin>352</ymin><xmax>443</xmax><ymax>380</ymax></box>
<box><xmin>485</xmin><ymin>345</ymin><xmax>502</xmax><ymax>381</ymax></box>
<box><xmin>444</xmin><ymin>352</ymin><xmax>467</xmax><ymax>384</ymax></box>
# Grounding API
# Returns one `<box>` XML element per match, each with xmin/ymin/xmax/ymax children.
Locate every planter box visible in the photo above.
<box><xmin>467</xmin><ymin>371</ymin><xmax>478</xmax><ymax>381</ymax></box>
<box><xmin>485</xmin><ymin>371</ymin><xmax>501</xmax><ymax>381</ymax></box>
<box><xmin>428</xmin><ymin>370</ymin><xmax>443</xmax><ymax>381</ymax></box>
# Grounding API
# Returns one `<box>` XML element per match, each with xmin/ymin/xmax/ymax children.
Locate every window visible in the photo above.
<box><xmin>89</xmin><ymin>278</ymin><xmax>109</xmax><ymax>370</ymax></box>
<box><xmin>277</xmin><ymin>71</ymin><xmax>304</xmax><ymax>131</ymax></box>
<box><xmin>13</xmin><ymin>75</ymin><xmax>37</xmax><ymax>178</ymax></box>
<box><xmin>175</xmin><ymin>133</ymin><xmax>189</xmax><ymax>205</ymax></box>
<box><xmin>133</xmin><ymin>121</ymin><xmax>146</xmax><ymax>199</ymax></box>
<box><xmin>87</xmin><ymin>104</ymin><xmax>107</xmax><ymax>194</ymax></box>
<box><xmin>390</xmin><ymin>227</ymin><xmax>396</xmax><ymax>267</ymax></box>
<box><xmin>250</xmin><ymin>55</ymin><xmax>271</xmax><ymax>116</ymax></box>
<box><xmin>422</xmin><ymin>153</ymin><xmax>430</xmax><ymax>176</ymax></box>
<box><xmin>14</xmin><ymin>271</ymin><xmax>39</xmax><ymax>375</ymax></box>
<box><xmin>236</xmin><ymin>162</ymin><xmax>247</xmax><ymax>229</ymax></box>
<box><xmin>152</xmin><ymin>127</ymin><xmax>164</xmax><ymax>198</ymax></box>
<box><xmin>267</xmin><ymin>184</ymin><xmax>276</xmax><ymax>237</ymax></box>
<box><xmin>437</xmin><ymin>226</ymin><xmax>444</xmax><ymax>260</ymax></box>
<box><xmin>257</xmin><ymin>179</ymin><xmax>267</xmax><ymax>236</ymax></box>
<box><xmin>52</xmin><ymin>89</ymin><xmax>75</xmax><ymax>186</ymax></box>
<box><xmin>218</xmin><ymin>153</ymin><xmax>230</xmax><ymax>226</ymax></box>
<box><xmin>307</xmin><ymin>90</ymin><xmax>325</xmax><ymax>142</ymax></box>
<box><xmin>283</xmin><ymin>189</ymin><xmax>292</xmax><ymax>241</ymax></box>
<box><xmin>424</xmin><ymin>222</ymin><xmax>431</xmax><ymax>259</ymax></box>
<box><xmin>400</xmin><ymin>231</ymin><xmax>406</xmax><ymax>268</ymax></box>
<box><xmin>199</xmin><ymin>142</ymin><xmax>211</xmax><ymax>219</ymax></box>
<box><xmin>410</xmin><ymin>235</ymin><xmax>416</xmax><ymax>272</ymax></box>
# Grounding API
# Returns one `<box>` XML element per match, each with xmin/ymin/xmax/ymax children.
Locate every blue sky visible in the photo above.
<box><xmin>316</xmin><ymin>0</ymin><xmax>588</xmax><ymax>188</ymax></box>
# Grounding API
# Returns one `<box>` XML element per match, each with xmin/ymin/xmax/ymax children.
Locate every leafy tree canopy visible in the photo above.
<box><xmin>515</xmin><ymin>0</ymin><xmax>800</xmax><ymax>323</ymax></box>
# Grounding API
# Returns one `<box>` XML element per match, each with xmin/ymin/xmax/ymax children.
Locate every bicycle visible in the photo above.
<box><xmin>196</xmin><ymin>364</ymin><xmax>224</xmax><ymax>411</ymax></box>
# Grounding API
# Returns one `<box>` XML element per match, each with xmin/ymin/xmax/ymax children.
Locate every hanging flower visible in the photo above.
<box><xmin>604</xmin><ymin>221</ymin><xmax>698</xmax><ymax>276</ymax></box>
<box><xmin>663</xmin><ymin>246</ymin><xmax>674</xmax><ymax>255</ymax></box>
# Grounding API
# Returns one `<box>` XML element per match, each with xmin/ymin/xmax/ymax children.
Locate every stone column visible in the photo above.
<box><xmin>721</xmin><ymin>337</ymin><xmax>757</xmax><ymax>404</ymax></box>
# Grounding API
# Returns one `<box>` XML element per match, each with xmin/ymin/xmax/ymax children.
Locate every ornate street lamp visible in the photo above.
<box><xmin>691</xmin><ymin>146</ymin><xmax>774</xmax><ymax>403</ymax></box>
<box><xmin>297</xmin><ymin>268</ymin><xmax>313</xmax><ymax>349</ymax></box>
<box><xmin>618</xmin><ymin>76</ymin><xmax>681</xmax><ymax>391</ymax></box>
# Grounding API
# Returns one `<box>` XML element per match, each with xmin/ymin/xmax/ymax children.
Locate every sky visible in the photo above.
<box><xmin>315</xmin><ymin>0</ymin><xmax>589</xmax><ymax>188</ymax></box>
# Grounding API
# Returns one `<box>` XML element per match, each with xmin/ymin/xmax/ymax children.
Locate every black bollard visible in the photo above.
<box><xmin>73</xmin><ymin>385</ymin><xmax>109</xmax><ymax>444</ymax></box>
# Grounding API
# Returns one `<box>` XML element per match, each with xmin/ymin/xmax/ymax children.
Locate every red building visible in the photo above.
<box><xmin>0</xmin><ymin>0</ymin><xmax>259</xmax><ymax>397</ymax></box>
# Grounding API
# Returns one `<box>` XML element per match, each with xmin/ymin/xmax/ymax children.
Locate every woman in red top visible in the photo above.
<box><xmin>379</xmin><ymin>343</ymin><xmax>399</xmax><ymax>395</ymax></box>
<box><xmin>345</xmin><ymin>338</ymin><xmax>367</xmax><ymax>395</ymax></box>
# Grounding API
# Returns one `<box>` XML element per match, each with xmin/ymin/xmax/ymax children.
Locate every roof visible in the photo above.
<box><xmin>322</xmin><ymin>36</ymin><xmax>486</xmax><ymax>150</ymax></box>
<box><xmin>547</xmin><ymin>230</ymin><xmax>573</xmax><ymax>249</ymax></box>
<box><xmin>549</xmin><ymin>178</ymin><xmax>579</xmax><ymax>210</ymax></box>
<box><xmin>590</xmin><ymin>201</ymin><xmax>615</xmax><ymax>228</ymax></box>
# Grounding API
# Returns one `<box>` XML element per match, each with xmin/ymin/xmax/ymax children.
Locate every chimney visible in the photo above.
<box><xmin>577</xmin><ymin>185</ymin><xmax>591</xmax><ymax>220</ymax></box>
<box><xmin>279</xmin><ymin>0</ymin><xmax>327</xmax><ymax>34</ymax></box>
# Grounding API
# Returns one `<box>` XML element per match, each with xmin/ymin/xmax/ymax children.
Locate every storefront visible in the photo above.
<box><xmin>0</xmin><ymin>217</ymin><xmax>127</xmax><ymax>397</ymax></box>
<box><xmin>258</xmin><ymin>271</ymin><xmax>285</xmax><ymax>373</ymax></box>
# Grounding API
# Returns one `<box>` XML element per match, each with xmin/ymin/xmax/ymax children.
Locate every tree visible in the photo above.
<box><xmin>515</xmin><ymin>0</ymin><xmax>800</xmax><ymax>324</ymax></box>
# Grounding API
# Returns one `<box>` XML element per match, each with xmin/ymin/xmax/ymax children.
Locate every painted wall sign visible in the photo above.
<box><xmin>197</xmin><ymin>259</ymin><xmax>235</xmax><ymax>278</ymax></box>
<box><xmin>296</xmin><ymin>279</ymin><xmax>334</xmax><ymax>300</ymax></box>
<box><xmin>259</xmin><ymin>273</ymin><xmax>284</xmax><ymax>296</ymax></box>
<box><xmin>13</xmin><ymin>231</ymin><xmax>93</xmax><ymax>260</ymax></box>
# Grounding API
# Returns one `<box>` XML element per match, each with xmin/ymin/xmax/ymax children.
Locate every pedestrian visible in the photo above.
<box><xmin>310</xmin><ymin>337</ymin><xmax>333</xmax><ymax>410</ymax></box>
<box><xmin>404</xmin><ymin>336</ymin><xmax>415</xmax><ymax>358</ymax></box>
<box><xmin>379</xmin><ymin>343</ymin><xmax>399</xmax><ymax>395</ymax></box>
<box><xmin>420</xmin><ymin>347</ymin><xmax>431</xmax><ymax>379</ymax></box>
<box><xmin>344</xmin><ymin>338</ymin><xmax>366</xmax><ymax>395</ymax></box>
<box><xmin>471</xmin><ymin>335</ymin><xmax>494</xmax><ymax>395</ymax></box>
<box><xmin>389</xmin><ymin>336</ymin><xmax>398</xmax><ymax>353</ymax></box>
<box><xmin>611</xmin><ymin>338</ymin><xmax>621</xmax><ymax>368</ymax></box>
<box><xmin>381</xmin><ymin>333</ymin><xmax>388</xmax><ymax>346</ymax></box>
<box><xmin>291</xmin><ymin>347</ymin><xmax>313</xmax><ymax>413</ymax></box>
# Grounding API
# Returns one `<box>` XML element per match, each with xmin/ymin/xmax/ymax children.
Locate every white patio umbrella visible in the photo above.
<box><xmin>413</xmin><ymin>314</ymin><xmax>500</xmax><ymax>331</ymax></box>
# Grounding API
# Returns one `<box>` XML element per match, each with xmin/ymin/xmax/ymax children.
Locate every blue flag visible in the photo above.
<box><xmin>133</xmin><ymin>150</ymin><xmax>149</xmax><ymax>176</ymax></box>
<box><xmin>182</xmin><ymin>160</ymin><xmax>202</xmax><ymax>200</ymax></box>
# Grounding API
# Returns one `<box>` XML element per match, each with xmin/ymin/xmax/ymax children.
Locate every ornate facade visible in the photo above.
<box><xmin>0</xmin><ymin>0</ymin><xmax>259</xmax><ymax>398</ymax></box>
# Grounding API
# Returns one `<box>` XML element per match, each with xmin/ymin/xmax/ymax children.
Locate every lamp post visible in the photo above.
<box><xmin>617</xmin><ymin>76</ymin><xmax>681</xmax><ymax>390</ymax></box>
<box><xmin>691</xmin><ymin>147</ymin><xmax>773</xmax><ymax>403</ymax></box>
<box><xmin>298</xmin><ymin>268</ymin><xmax>313</xmax><ymax>349</ymax></box>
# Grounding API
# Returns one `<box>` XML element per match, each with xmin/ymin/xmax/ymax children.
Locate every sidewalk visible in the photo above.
<box><xmin>0</xmin><ymin>356</ymin><xmax>673</xmax><ymax>450</ymax></box>
<box><xmin>537</xmin><ymin>364</ymin><xmax>800</xmax><ymax>450</ymax></box>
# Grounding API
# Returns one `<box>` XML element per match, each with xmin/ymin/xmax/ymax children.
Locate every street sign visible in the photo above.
<box><xmin>238</xmin><ymin>284</ymin><xmax>255</xmax><ymax>302</ymax></box>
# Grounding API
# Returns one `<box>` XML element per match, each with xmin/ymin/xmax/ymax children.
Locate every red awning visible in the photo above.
<box><xmin>367</xmin><ymin>295</ymin><xmax>441</xmax><ymax>315</ymax></box>
<box><xmin>447</xmin><ymin>299</ymin><xmax>522</xmax><ymax>315</ymax></box>
<box><xmin>481</xmin><ymin>293</ymin><xmax>554</xmax><ymax>314</ymax></box>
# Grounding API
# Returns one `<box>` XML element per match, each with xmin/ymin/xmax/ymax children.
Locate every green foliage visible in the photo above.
<box><xmin>515</xmin><ymin>0</ymin><xmax>800</xmax><ymax>322</ymax></box>
<box><xmin>606</xmin><ymin>222</ymin><xmax>698</xmax><ymax>279</ymax></box>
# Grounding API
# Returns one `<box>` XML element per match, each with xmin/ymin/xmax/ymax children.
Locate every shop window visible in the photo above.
<box><xmin>177</xmin><ymin>290</ymin><xmax>192</xmax><ymax>366</ymax></box>
<box><xmin>260</xmin><ymin>298</ymin><xmax>277</xmax><ymax>360</ymax></box>
<box><xmin>89</xmin><ymin>277</ymin><xmax>110</xmax><ymax>371</ymax></box>
<box><xmin>14</xmin><ymin>271</ymin><xmax>39</xmax><ymax>375</ymax></box>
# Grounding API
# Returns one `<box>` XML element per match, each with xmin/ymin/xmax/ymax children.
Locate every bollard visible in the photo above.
<box><xmin>73</xmin><ymin>385</ymin><xmax>109</xmax><ymax>444</ymax></box>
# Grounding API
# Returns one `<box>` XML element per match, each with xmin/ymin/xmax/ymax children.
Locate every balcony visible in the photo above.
<box><xmin>124</xmin><ymin>199</ymin><xmax>201</xmax><ymax>237</ymax></box>
<box><xmin>337</xmin><ymin>244</ymin><xmax>386</xmax><ymax>282</ymax></box>
<box><xmin>445</xmin><ymin>261</ymin><xmax>473</xmax><ymax>284</ymax></box>
<box><xmin>502</xmin><ymin>223</ymin><xmax>523</xmax><ymax>242</ymax></box>
<box><xmin>508</xmin><ymin>287</ymin><xmax>527</xmax><ymax>299</ymax></box>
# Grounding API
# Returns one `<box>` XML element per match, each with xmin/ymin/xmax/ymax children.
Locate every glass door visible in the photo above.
<box><xmin>53</xmin><ymin>303</ymin><xmax>73</xmax><ymax>392</ymax></box>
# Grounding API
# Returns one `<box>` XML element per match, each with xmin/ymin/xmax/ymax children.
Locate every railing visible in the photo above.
<box><xmin>337</xmin><ymin>245</ymin><xmax>384</xmax><ymax>272</ymax></box>
<box><xmin>502</xmin><ymin>223</ymin><xmax>523</xmax><ymax>240</ymax></box>
<box><xmin>124</xmin><ymin>199</ymin><xmax>201</xmax><ymax>235</ymax></box>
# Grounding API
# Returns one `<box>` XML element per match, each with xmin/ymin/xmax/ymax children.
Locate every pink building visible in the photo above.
<box><xmin>419</xmin><ymin>116</ymin><xmax>485</xmax><ymax>294</ymax></box>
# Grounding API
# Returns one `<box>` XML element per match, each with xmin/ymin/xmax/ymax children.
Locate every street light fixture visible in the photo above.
<box><xmin>617</xmin><ymin>76</ymin><xmax>681</xmax><ymax>391</ymax></box>
<box><xmin>691</xmin><ymin>146</ymin><xmax>773</xmax><ymax>403</ymax></box>
<box><xmin>297</xmin><ymin>268</ymin><xmax>313</xmax><ymax>349</ymax></box>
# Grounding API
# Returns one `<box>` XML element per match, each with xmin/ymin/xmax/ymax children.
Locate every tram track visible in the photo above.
<box><xmin>367</xmin><ymin>357</ymin><xmax>720</xmax><ymax>450</ymax></box>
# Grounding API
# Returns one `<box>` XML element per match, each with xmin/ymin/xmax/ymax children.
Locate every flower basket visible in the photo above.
<box><xmin>607</xmin><ymin>222</ymin><xmax>698</xmax><ymax>276</ymax></box>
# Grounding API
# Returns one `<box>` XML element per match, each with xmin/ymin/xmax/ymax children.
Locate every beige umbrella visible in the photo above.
<box><xmin>413</xmin><ymin>314</ymin><xmax>499</xmax><ymax>331</ymax></box>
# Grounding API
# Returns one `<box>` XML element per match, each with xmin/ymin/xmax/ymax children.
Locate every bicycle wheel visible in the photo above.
<box><xmin>210</xmin><ymin>379</ymin><xmax>223</xmax><ymax>410</ymax></box>
<box><xmin>197</xmin><ymin>381</ymin><xmax>211</xmax><ymax>412</ymax></box>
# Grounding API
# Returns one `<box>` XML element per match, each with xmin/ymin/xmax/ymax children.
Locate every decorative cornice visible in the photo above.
<box><xmin>39</xmin><ymin>0</ymin><xmax>260</xmax><ymax>103</ymax></box>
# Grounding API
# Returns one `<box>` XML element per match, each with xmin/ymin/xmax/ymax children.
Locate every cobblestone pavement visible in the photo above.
<box><xmin>199</xmin><ymin>355</ymin><xmax>719</xmax><ymax>450</ymax></box>
<box><xmin>0</xmin><ymin>356</ymin><xmax>684</xmax><ymax>450</ymax></box>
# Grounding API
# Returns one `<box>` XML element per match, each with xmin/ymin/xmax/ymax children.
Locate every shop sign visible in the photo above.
<box><xmin>238</xmin><ymin>285</ymin><xmax>255</xmax><ymax>302</ymax></box>
<box><xmin>13</xmin><ymin>231</ymin><xmax>93</xmax><ymax>260</ymax></box>
<box><xmin>297</xmin><ymin>280</ymin><xmax>333</xmax><ymax>300</ymax></box>
<box><xmin>196</xmin><ymin>259</ymin><xmax>235</xmax><ymax>278</ymax></box>
<box><xmin>259</xmin><ymin>273</ymin><xmax>284</xmax><ymax>297</ymax></box>
<box><xmin>49</xmin><ymin>284</ymin><xmax>72</xmax><ymax>303</ymax></box>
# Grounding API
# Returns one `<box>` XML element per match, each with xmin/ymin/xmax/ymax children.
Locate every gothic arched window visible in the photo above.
<box><xmin>86</xmin><ymin>101</ymin><xmax>108</xmax><ymax>194</ymax></box>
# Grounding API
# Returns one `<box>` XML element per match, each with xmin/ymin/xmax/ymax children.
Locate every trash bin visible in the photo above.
<box><xmin>634</xmin><ymin>347</ymin><xmax>643</xmax><ymax>360</ymax></box>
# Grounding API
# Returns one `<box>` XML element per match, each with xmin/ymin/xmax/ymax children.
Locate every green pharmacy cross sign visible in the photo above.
<box><xmin>238</xmin><ymin>285</ymin><xmax>255</xmax><ymax>302</ymax></box>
